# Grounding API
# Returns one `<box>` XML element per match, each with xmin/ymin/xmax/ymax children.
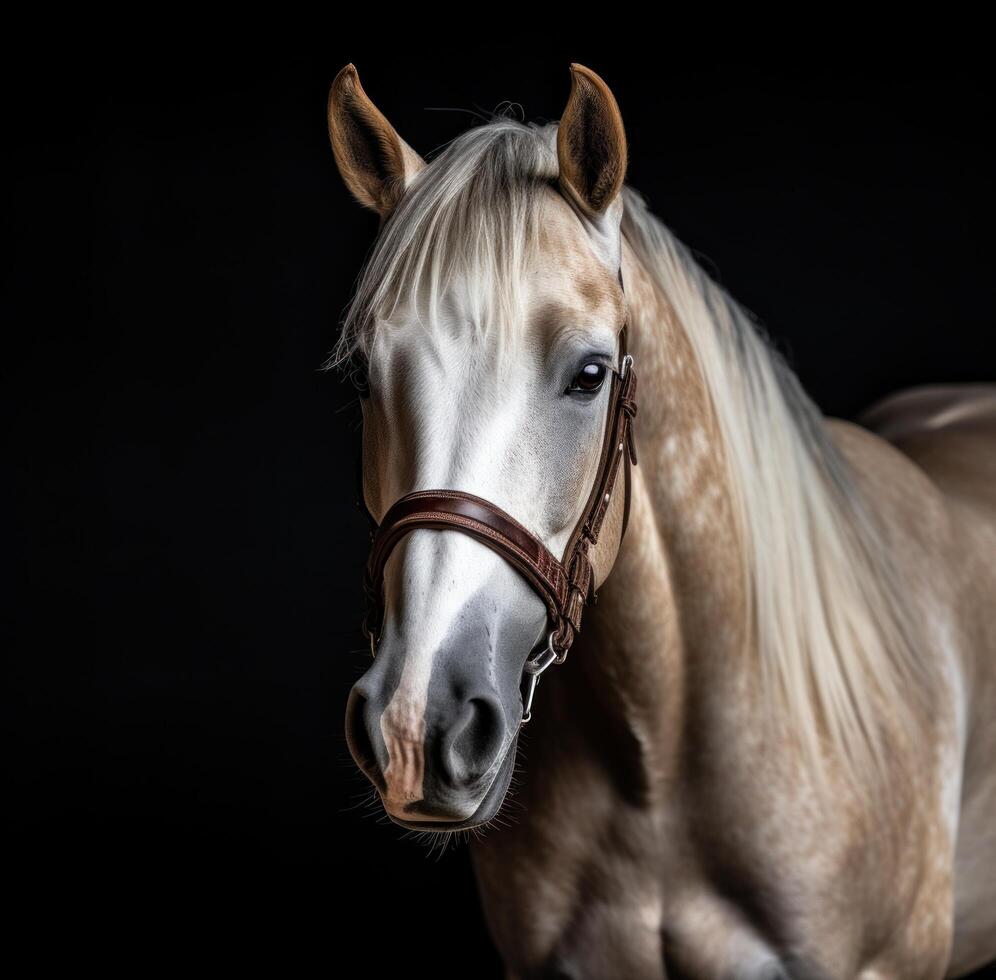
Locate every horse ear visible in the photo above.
<box><xmin>557</xmin><ymin>64</ymin><xmax>628</xmax><ymax>219</ymax></box>
<box><xmin>327</xmin><ymin>63</ymin><xmax>426</xmax><ymax>218</ymax></box>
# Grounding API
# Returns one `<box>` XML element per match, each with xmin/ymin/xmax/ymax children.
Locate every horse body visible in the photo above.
<box><xmin>861</xmin><ymin>385</ymin><xmax>996</xmax><ymax>975</ymax></box>
<box><xmin>326</xmin><ymin>63</ymin><xmax>996</xmax><ymax>978</ymax></box>
<box><xmin>470</xmin><ymin>243</ymin><xmax>996</xmax><ymax>979</ymax></box>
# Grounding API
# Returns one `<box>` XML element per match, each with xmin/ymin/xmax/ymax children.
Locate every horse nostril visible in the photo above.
<box><xmin>441</xmin><ymin>694</ymin><xmax>506</xmax><ymax>787</ymax></box>
<box><xmin>345</xmin><ymin>685</ymin><xmax>383</xmax><ymax>789</ymax></box>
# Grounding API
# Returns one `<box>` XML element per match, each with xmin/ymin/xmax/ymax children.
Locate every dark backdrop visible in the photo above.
<box><xmin>6</xmin><ymin>39</ymin><xmax>995</xmax><ymax>975</ymax></box>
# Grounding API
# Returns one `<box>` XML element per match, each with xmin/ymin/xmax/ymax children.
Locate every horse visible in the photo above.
<box><xmin>326</xmin><ymin>62</ymin><xmax>996</xmax><ymax>978</ymax></box>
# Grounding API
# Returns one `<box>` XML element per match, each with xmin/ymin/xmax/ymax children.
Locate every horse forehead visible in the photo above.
<box><xmin>370</xmin><ymin>194</ymin><xmax>623</xmax><ymax>386</ymax></box>
<box><xmin>532</xmin><ymin>192</ymin><xmax>625</xmax><ymax>329</ymax></box>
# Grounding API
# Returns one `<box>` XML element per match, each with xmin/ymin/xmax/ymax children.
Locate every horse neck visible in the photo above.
<box><xmin>553</xmin><ymin>238</ymin><xmax>752</xmax><ymax>797</ymax></box>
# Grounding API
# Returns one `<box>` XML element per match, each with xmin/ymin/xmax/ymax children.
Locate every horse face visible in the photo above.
<box><xmin>345</xmin><ymin>192</ymin><xmax>628</xmax><ymax>830</ymax></box>
<box><xmin>329</xmin><ymin>63</ymin><xmax>630</xmax><ymax>830</ymax></box>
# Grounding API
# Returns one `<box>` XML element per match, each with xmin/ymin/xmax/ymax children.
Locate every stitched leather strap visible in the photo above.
<box><xmin>363</xmin><ymin>489</ymin><xmax>569</xmax><ymax>641</ymax></box>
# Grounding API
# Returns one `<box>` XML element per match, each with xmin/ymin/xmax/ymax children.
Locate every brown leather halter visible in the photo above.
<box><xmin>357</xmin><ymin>269</ymin><xmax>638</xmax><ymax>725</ymax></box>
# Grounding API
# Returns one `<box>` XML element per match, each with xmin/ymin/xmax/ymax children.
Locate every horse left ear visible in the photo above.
<box><xmin>557</xmin><ymin>64</ymin><xmax>628</xmax><ymax>219</ymax></box>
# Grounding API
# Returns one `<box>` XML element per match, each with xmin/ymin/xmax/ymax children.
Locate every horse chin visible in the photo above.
<box><xmin>383</xmin><ymin>729</ymin><xmax>520</xmax><ymax>834</ymax></box>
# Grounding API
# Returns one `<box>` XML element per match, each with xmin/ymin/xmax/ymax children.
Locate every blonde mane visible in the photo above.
<box><xmin>329</xmin><ymin>115</ymin><xmax>935</xmax><ymax>790</ymax></box>
<box><xmin>621</xmin><ymin>185</ymin><xmax>934</xmax><ymax>787</ymax></box>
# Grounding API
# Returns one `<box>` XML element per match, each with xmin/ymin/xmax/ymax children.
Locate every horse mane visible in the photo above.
<box><xmin>620</xmin><ymin>185</ymin><xmax>935</xmax><ymax>788</ymax></box>
<box><xmin>328</xmin><ymin>114</ymin><xmax>934</xmax><ymax>790</ymax></box>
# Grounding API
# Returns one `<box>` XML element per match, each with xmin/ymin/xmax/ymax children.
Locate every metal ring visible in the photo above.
<box><xmin>520</xmin><ymin>631</ymin><xmax>559</xmax><ymax>724</ymax></box>
<box><xmin>523</xmin><ymin>631</ymin><xmax>559</xmax><ymax>676</ymax></box>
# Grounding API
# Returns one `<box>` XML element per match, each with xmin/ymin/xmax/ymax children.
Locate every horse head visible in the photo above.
<box><xmin>328</xmin><ymin>63</ymin><xmax>634</xmax><ymax>831</ymax></box>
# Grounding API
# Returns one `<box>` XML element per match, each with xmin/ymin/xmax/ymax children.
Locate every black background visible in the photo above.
<box><xmin>6</xmin><ymin>38</ymin><xmax>995</xmax><ymax>975</ymax></box>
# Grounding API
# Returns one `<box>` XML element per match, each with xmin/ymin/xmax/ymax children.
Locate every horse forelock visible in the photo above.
<box><xmin>326</xmin><ymin>116</ymin><xmax>563</xmax><ymax>377</ymax></box>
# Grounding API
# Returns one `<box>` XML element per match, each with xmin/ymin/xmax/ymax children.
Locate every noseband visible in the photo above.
<box><xmin>355</xmin><ymin>269</ymin><xmax>638</xmax><ymax>725</ymax></box>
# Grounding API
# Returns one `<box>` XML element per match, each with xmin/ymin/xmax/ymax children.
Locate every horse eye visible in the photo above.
<box><xmin>567</xmin><ymin>362</ymin><xmax>607</xmax><ymax>394</ymax></box>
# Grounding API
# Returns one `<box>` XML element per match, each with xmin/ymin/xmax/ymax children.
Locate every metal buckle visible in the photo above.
<box><xmin>520</xmin><ymin>632</ymin><xmax>559</xmax><ymax>724</ymax></box>
<box><xmin>610</xmin><ymin>353</ymin><xmax>634</xmax><ymax>384</ymax></box>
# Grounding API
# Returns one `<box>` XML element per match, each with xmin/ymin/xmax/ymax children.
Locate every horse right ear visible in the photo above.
<box><xmin>557</xmin><ymin>63</ymin><xmax>628</xmax><ymax>219</ymax></box>
<box><xmin>327</xmin><ymin>64</ymin><xmax>426</xmax><ymax>218</ymax></box>
<box><xmin>556</xmin><ymin>64</ymin><xmax>628</xmax><ymax>274</ymax></box>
